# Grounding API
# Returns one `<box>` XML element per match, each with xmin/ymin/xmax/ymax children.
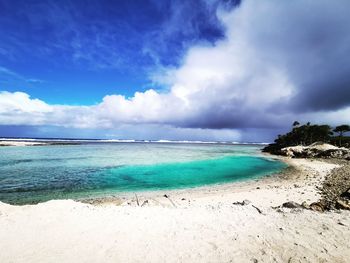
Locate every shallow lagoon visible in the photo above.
<box><xmin>0</xmin><ymin>143</ymin><xmax>285</xmax><ymax>204</ymax></box>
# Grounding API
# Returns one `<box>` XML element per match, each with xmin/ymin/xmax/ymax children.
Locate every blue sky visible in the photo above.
<box><xmin>0</xmin><ymin>0</ymin><xmax>349</xmax><ymax>141</ymax></box>
<box><xmin>0</xmin><ymin>0</ymin><xmax>232</xmax><ymax>104</ymax></box>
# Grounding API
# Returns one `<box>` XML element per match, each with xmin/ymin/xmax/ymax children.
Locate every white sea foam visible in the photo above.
<box><xmin>0</xmin><ymin>137</ymin><xmax>269</xmax><ymax>145</ymax></box>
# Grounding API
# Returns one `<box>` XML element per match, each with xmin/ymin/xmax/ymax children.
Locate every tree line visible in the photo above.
<box><xmin>263</xmin><ymin>122</ymin><xmax>350</xmax><ymax>154</ymax></box>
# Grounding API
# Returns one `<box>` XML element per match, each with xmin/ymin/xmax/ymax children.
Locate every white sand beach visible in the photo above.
<box><xmin>0</xmin><ymin>158</ymin><xmax>349</xmax><ymax>263</ymax></box>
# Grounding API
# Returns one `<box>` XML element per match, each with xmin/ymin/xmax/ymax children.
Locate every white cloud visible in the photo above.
<box><xmin>0</xmin><ymin>91</ymin><xmax>51</xmax><ymax>113</ymax></box>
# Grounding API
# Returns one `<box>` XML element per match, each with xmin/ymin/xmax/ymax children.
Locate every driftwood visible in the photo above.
<box><xmin>163</xmin><ymin>194</ymin><xmax>177</xmax><ymax>208</ymax></box>
<box><xmin>135</xmin><ymin>194</ymin><xmax>140</xmax><ymax>206</ymax></box>
<box><xmin>252</xmin><ymin>205</ymin><xmax>263</xmax><ymax>214</ymax></box>
<box><xmin>141</xmin><ymin>200</ymin><xmax>149</xmax><ymax>207</ymax></box>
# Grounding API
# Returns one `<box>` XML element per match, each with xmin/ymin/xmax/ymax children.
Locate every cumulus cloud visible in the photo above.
<box><xmin>1</xmin><ymin>0</ymin><xmax>350</xmax><ymax>140</ymax></box>
<box><xmin>0</xmin><ymin>91</ymin><xmax>52</xmax><ymax>125</ymax></box>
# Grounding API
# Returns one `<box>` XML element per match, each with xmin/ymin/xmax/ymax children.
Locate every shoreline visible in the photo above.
<box><xmin>1</xmin><ymin>157</ymin><xmax>349</xmax><ymax>262</ymax></box>
<box><xmin>79</xmin><ymin>155</ymin><xmax>333</xmax><ymax>208</ymax></box>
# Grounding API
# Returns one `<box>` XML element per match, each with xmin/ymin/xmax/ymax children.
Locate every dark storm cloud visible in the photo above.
<box><xmin>170</xmin><ymin>0</ymin><xmax>350</xmax><ymax>130</ymax></box>
<box><xmin>241</xmin><ymin>0</ymin><xmax>350</xmax><ymax>112</ymax></box>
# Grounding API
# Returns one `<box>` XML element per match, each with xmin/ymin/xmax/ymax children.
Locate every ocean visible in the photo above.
<box><xmin>0</xmin><ymin>142</ymin><xmax>286</xmax><ymax>204</ymax></box>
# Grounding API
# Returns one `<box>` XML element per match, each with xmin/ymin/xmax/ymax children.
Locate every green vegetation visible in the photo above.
<box><xmin>263</xmin><ymin>122</ymin><xmax>350</xmax><ymax>154</ymax></box>
<box><xmin>333</xmin><ymin>125</ymin><xmax>350</xmax><ymax>146</ymax></box>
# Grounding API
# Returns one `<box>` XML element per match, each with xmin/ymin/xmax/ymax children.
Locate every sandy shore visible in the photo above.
<box><xmin>0</xmin><ymin>158</ymin><xmax>349</xmax><ymax>262</ymax></box>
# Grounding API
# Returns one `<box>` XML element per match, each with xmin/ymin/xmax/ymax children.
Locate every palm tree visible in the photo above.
<box><xmin>333</xmin><ymin>125</ymin><xmax>350</xmax><ymax>146</ymax></box>
<box><xmin>292</xmin><ymin>121</ymin><xmax>300</xmax><ymax>127</ymax></box>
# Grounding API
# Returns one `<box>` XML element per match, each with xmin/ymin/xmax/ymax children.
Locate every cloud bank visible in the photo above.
<box><xmin>1</xmin><ymin>0</ymin><xmax>350</xmax><ymax>140</ymax></box>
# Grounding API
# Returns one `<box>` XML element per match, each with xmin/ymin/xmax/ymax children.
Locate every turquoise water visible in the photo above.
<box><xmin>0</xmin><ymin>143</ymin><xmax>286</xmax><ymax>205</ymax></box>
